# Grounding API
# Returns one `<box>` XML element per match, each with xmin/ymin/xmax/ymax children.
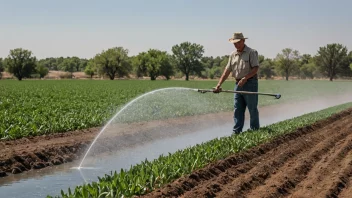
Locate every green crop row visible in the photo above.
<box><xmin>50</xmin><ymin>102</ymin><xmax>352</xmax><ymax>198</ymax></box>
<box><xmin>1</xmin><ymin>79</ymin><xmax>352</xmax><ymax>140</ymax></box>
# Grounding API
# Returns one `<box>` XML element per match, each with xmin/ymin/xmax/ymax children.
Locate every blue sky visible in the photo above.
<box><xmin>1</xmin><ymin>0</ymin><xmax>351</xmax><ymax>59</ymax></box>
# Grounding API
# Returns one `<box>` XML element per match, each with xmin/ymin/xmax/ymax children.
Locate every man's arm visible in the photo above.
<box><xmin>243</xmin><ymin>66</ymin><xmax>259</xmax><ymax>79</ymax></box>
<box><xmin>214</xmin><ymin>68</ymin><xmax>231</xmax><ymax>92</ymax></box>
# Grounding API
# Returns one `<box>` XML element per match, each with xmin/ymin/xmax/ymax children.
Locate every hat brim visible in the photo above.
<box><xmin>229</xmin><ymin>37</ymin><xmax>247</xmax><ymax>43</ymax></box>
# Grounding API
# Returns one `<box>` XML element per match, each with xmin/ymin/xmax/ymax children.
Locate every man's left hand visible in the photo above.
<box><xmin>238</xmin><ymin>77</ymin><xmax>247</xmax><ymax>87</ymax></box>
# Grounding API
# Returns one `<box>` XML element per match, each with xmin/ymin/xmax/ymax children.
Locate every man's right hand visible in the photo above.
<box><xmin>213</xmin><ymin>85</ymin><xmax>221</xmax><ymax>93</ymax></box>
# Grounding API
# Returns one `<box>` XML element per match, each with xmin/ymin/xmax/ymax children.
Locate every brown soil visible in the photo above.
<box><xmin>0</xmin><ymin>128</ymin><xmax>98</xmax><ymax>177</ymax></box>
<box><xmin>141</xmin><ymin>108</ymin><xmax>352</xmax><ymax>198</ymax></box>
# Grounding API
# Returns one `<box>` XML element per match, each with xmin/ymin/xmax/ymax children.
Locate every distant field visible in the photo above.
<box><xmin>1</xmin><ymin>79</ymin><xmax>352</xmax><ymax>140</ymax></box>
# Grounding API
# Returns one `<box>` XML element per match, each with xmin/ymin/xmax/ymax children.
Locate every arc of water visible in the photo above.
<box><xmin>78</xmin><ymin>87</ymin><xmax>197</xmax><ymax>168</ymax></box>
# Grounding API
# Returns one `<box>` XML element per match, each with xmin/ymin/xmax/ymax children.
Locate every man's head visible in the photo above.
<box><xmin>229</xmin><ymin>32</ymin><xmax>247</xmax><ymax>51</ymax></box>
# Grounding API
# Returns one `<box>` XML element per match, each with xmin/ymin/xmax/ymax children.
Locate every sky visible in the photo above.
<box><xmin>1</xmin><ymin>0</ymin><xmax>351</xmax><ymax>60</ymax></box>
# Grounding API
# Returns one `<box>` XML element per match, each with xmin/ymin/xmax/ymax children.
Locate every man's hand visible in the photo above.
<box><xmin>213</xmin><ymin>84</ymin><xmax>221</xmax><ymax>93</ymax></box>
<box><xmin>238</xmin><ymin>77</ymin><xmax>247</xmax><ymax>87</ymax></box>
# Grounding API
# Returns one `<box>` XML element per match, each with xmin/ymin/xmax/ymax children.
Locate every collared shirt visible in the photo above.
<box><xmin>225</xmin><ymin>45</ymin><xmax>259</xmax><ymax>79</ymax></box>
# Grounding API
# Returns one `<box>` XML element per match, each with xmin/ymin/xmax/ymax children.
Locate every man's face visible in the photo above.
<box><xmin>234</xmin><ymin>39</ymin><xmax>245</xmax><ymax>50</ymax></box>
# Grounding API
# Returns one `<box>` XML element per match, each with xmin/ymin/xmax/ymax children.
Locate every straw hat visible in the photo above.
<box><xmin>229</xmin><ymin>32</ymin><xmax>248</xmax><ymax>43</ymax></box>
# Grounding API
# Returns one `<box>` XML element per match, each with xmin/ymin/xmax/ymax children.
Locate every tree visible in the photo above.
<box><xmin>258</xmin><ymin>55</ymin><xmax>265</xmax><ymax>65</ymax></box>
<box><xmin>0</xmin><ymin>58</ymin><xmax>3</xmax><ymax>79</ymax></box>
<box><xmin>40</xmin><ymin>57</ymin><xmax>59</xmax><ymax>70</ymax></box>
<box><xmin>133</xmin><ymin>49</ymin><xmax>174</xmax><ymax>80</ymax></box>
<box><xmin>274</xmin><ymin>48</ymin><xmax>300</xmax><ymax>80</ymax></box>
<box><xmin>5</xmin><ymin>48</ymin><xmax>37</xmax><ymax>80</ymax></box>
<box><xmin>259</xmin><ymin>58</ymin><xmax>275</xmax><ymax>79</ymax></box>
<box><xmin>209</xmin><ymin>66</ymin><xmax>222</xmax><ymax>79</ymax></box>
<box><xmin>71</xmin><ymin>57</ymin><xmax>81</xmax><ymax>72</ymax></box>
<box><xmin>132</xmin><ymin>53</ymin><xmax>148</xmax><ymax>78</ymax></box>
<box><xmin>201</xmin><ymin>56</ymin><xmax>214</xmax><ymax>69</ymax></box>
<box><xmin>171</xmin><ymin>42</ymin><xmax>205</xmax><ymax>81</ymax></box>
<box><xmin>35</xmin><ymin>62</ymin><xmax>49</xmax><ymax>78</ymax></box>
<box><xmin>315</xmin><ymin>43</ymin><xmax>349</xmax><ymax>81</ymax></box>
<box><xmin>59</xmin><ymin>58</ymin><xmax>75</xmax><ymax>77</ymax></box>
<box><xmin>300</xmin><ymin>54</ymin><xmax>312</xmax><ymax>65</ymax></box>
<box><xmin>84</xmin><ymin>59</ymin><xmax>96</xmax><ymax>79</ymax></box>
<box><xmin>159</xmin><ymin>54</ymin><xmax>174</xmax><ymax>80</ymax></box>
<box><xmin>80</xmin><ymin>58</ymin><xmax>88</xmax><ymax>71</ymax></box>
<box><xmin>94</xmin><ymin>47</ymin><xmax>131</xmax><ymax>80</ymax></box>
<box><xmin>297</xmin><ymin>54</ymin><xmax>317</xmax><ymax>79</ymax></box>
<box><xmin>220</xmin><ymin>55</ymin><xmax>229</xmax><ymax>69</ymax></box>
<box><xmin>300</xmin><ymin>62</ymin><xmax>317</xmax><ymax>79</ymax></box>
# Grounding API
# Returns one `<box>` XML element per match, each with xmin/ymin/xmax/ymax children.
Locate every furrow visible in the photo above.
<box><xmin>244</xmin><ymin>116</ymin><xmax>352</xmax><ymax>198</ymax></box>
<box><xmin>142</xmin><ymin>109</ymin><xmax>352</xmax><ymax>198</ymax></box>
<box><xmin>215</xmin><ymin>114</ymin><xmax>352</xmax><ymax>198</ymax></box>
<box><xmin>325</xmin><ymin>154</ymin><xmax>352</xmax><ymax>198</ymax></box>
<box><xmin>289</xmin><ymin>131</ymin><xmax>352</xmax><ymax>197</ymax></box>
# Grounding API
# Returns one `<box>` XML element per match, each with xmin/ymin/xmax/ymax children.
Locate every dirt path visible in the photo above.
<box><xmin>141</xmin><ymin>108</ymin><xmax>352</xmax><ymax>198</ymax></box>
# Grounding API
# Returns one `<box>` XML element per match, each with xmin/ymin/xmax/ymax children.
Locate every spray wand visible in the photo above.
<box><xmin>197</xmin><ymin>87</ymin><xmax>281</xmax><ymax>99</ymax></box>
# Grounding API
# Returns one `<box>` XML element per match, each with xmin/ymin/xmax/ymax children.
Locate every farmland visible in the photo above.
<box><xmin>1</xmin><ymin>79</ymin><xmax>352</xmax><ymax>198</ymax></box>
<box><xmin>1</xmin><ymin>79</ymin><xmax>352</xmax><ymax>140</ymax></box>
<box><xmin>54</xmin><ymin>101</ymin><xmax>352</xmax><ymax>198</ymax></box>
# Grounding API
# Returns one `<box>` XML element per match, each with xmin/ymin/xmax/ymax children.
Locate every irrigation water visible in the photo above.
<box><xmin>70</xmin><ymin>86</ymin><xmax>235</xmax><ymax>185</ymax></box>
<box><xmin>77</xmin><ymin>87</ymin><xmax>201</xmax><ymax>169</ymax></box>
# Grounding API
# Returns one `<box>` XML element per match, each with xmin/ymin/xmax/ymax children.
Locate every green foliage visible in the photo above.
<box><xmin>52</xmin><ymin>102</ymin><xmax>352</xmax><ymax>198</ymax></box>
<box><xmin>94</xmin><ymin>47</ymin><xmax>131</xmax><ymax>80</ymax></box>
<box><xmin>4</xmin><ymin>48</ymin><xmax>37</xmax><ymax>81</ymax></box>
<box><xmin>208</xmin><ymin>66</ymin><xmax>222</xmax><ymax>79</ymax></box>
<box><xmin>172</xmin><ymin>42</ymin><xmax>205</xmax><ymax>80</ymax></box>
<box><xmin>299</xmin><ymin>62</ymin><xmax>317</xmax><ymax>79</ymax></box>
<box><xmin>259</xmin><ymin>58</ymin><xmax>275</xmax><ymax>79</ymax></box>
<box><xmin>274</xmin><ymin>48</ymin><xmax>300</xmax><ymax>80</ymax></box>
<box><xmin>0</xmin><ymin>58</ymin><xmax>3</xmax><ymax>79</ymax></box>
<box><xmin>35</xmin><ymin>62</ymin><xmax>49</xmax><ymax>78</ymax></box>
<box><xmin>70</xmin><ymin>57</ymin><xmax>81</xmax><ymax>72</ymax></box>
<box><xmin>300</xmin><ymin>54</ymin><xmax>312</xmax><ymax>65</ymax></box>
<box><xmin>59</xmin><ymin>58</ymin><xmax>75</xmax><ymax>77</ymax></box>
<box><xmin>258</xmin><ymin>55</ymin><xmax>265</xmax><ymax>64</ymax></box>
<box><xmin>40</xmin><ymin>58</ymin><xmax>59</xmax><ymax>70</ymax></box>
<box><xmin>84</xmin><ymin>59</ymin><xmax>96</xmax><ymax>78</ymax></box>
<box><xmin>315</xmin><ymin>43</ymin><xmax>349</xmax><ymax>81</ymax></box>
<box><xmin>133</xmin><ymin>49</ymin><xmax>174</xmax><ymax>80</ymax></box>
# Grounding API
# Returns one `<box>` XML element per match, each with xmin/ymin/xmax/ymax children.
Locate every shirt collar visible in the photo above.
<box><xmin>236</xmin><ymin>45</ymin><xmax>248</xmax><ymax>55</ymax></box>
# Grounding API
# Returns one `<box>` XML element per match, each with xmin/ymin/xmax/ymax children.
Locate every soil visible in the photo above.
<box><xmin>1</xmin><ymin>102</ymin><xmax>352</xmax><ymax>197</ymax></box>
<box><xmin>141</xmin><ymin>108</ymin><xmax>352</xmax><ymax>198</ymax></box>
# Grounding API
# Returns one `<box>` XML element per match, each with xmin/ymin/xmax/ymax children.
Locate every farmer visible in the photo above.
<box><xmin>214</xmin><ymin>32</ymin><xmax>260</xmax><ymax>134</ymax></box>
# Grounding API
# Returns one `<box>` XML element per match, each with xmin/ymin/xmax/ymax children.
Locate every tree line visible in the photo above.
<box><xmin>1</xmin><ymin>42</ymin><xmax>351</xmax><ymax>81</ymax></box>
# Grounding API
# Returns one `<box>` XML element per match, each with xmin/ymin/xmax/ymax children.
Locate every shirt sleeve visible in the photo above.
<box><xmin>225</xmin><ymin>54</ymin><xmax>232</xmax><ymax>71</ymax></box>
<box><xmin>249</xmin><ymin>49</ymin><xmax>259</xmax><ymax>67</ymax></box>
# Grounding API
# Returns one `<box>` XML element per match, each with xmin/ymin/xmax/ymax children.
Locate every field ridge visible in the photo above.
<box><xmin>141</xmin><ymin>108</ymin><xmax>352</xmax><ymax>198</ymax></box>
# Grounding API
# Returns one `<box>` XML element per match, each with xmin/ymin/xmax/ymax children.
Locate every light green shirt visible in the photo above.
<box><xmin>225</xmin><ymin>45</ymin><xmax>259</xmax><ymax>79</ymax></box>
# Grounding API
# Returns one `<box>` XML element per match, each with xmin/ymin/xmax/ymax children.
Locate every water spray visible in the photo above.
<box><xmin>196</xmin><ymin>88</ymin><xmax>281</xmax><ymax>99</ymax></box>
<box><xmin>77</xmin><ymin>87</ymin><xmax>196</xmax><ymax>169</ymax></box>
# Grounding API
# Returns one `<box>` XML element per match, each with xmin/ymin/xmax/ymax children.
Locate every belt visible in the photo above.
<box><xmin>236</xmin><ymin>74</ymin><xmax>257</xmax><ymax>83</ymax></box>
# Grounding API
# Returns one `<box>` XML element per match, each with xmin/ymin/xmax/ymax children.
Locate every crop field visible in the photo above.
<box><xmin>54</xmin><ymin>102</ymin><xmax>352</xmax><ymax>198</ymax></box>
<box><xmin>1</xmin><ymin>79</ymin><xmax>352</xmax><ymax>140</ymax></box>
<box><xmin>1</xmin><ymin>79</ymin><xmax>352</xmax><ymax>198</ymax></box>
